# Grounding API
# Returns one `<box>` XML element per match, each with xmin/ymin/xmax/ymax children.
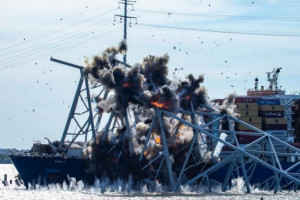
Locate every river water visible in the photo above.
<box><xmin>1</xmin><ymin>164</ymin><xmax>299</xmax><ymax>200</ymax></box>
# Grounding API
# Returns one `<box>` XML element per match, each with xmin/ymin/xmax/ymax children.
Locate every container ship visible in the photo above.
<box><xmin>9</xmin><ymin>46</ymin><xmax>300</xmax><ymax>192</ymax></box>
<box><xmin>215</xmin><ymin>68</ymin><xmax>300</xmax><ymax>159</ymax></box>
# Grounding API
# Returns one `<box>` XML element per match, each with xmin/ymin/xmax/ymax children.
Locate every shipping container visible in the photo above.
<box><xmin>294</xmin><ymin>117</ymin><xmax>300</xmax><ymax>123</ymax></box>
<box><xmin>294</xmin><ymin>111</ymin><xmax>300</xmax><ymax>118</ymax></box>
<box><xmin>235</xmin><ymin>97</ymin><xmax>262</xmax><ymax>103</ymax></box>
<box><xmin>222</xmin><ymin>146</ymin><xmax>234</xmax><ymax>151</ymax></box>
<box><xmin>262</xmin><ymin>124</ymin><xmax>288</xmax><ymax>130</ymax></box>
<box><xmin>212</xmin><ymin>99</ymin><xmax>224</xmax><ymax>105</ymax></box>
<box><xmin>266</xmin><ymin>143</ymin><xmax>287</xmax><ymax>150</ymax></box>
<box><xmin>295</xmin><ymin>104</ymin><xmax>299</xmax><ymax>111</ymax></box>
<box><xmin>259</xmin><ymin>105</ymin><xmax>284</xmax><ymax>111</ymax></box>
<box><xmin>237</xmin><ymin>135</ymin><xmax>260</xmax><ymax>144</ymax></box>
<box><xmin>255</xmin><ymin>99</ymin><xmax>280</xmax><ymax>105</ymax></box>
<box><xmin>263</xmin><ymin>118</ymin><xmax>287</xmax><ymax>124</ymax></box>
<box><xmin>219</xmin><ymin>151</ymin><xmax>233</xmax><ymax>158</ymax></box>
<box><xmin>235</xmin><ymin>123</ymin><xmax>262</xmax><ymax>131</ymax></box>
<box><xmin>236</xmin><ymin>103</ymin><xmax>258</xmax><ymax>110</ymax></box>
<box><xmin>239</xmin><ymin>117</ymin><xmax>262</xmax><ymax>124</ymax></box>
<box><xmin>238</xmin><ymin>110</ymin><xmax>258</xmax><ymax>117</ymax></box>
<box><xmin>259</xmin><ymin>111</ymin><xmax>284</xmax><ymax>118</ymax></box>
<box><xmin>266</xmin><ymin>130</ymin><xmax>287</xmax><ymax>137</ymax></box>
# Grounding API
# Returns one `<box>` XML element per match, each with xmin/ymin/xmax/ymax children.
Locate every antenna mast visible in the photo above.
<box><xmin>115</xmin><ymin>0</ymin><xmax>137</xmax><ymax>63</ymax></box>
<box><xmin>266</xmin><ymin>67</ymin><xmax>282</xmax><ymax>90</ymax></box>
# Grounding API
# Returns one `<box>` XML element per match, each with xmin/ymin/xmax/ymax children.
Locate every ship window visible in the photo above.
<box><xmin>275</xmin><ymin>119</ymin><xmax>278</xmax><ymax>123</ymax></box>
<box><xmin>249</xmin><ymin>118</ymin><xmax>252</xmax><ymax>122</ymax></box>
<box><xmin>246</xmin><ymin>111</ymin><xmax>249</xmax><ymax>115</ymax></box>
<box><xmin>246</xmin><ymin>105</ymin><xmax>249</xmax><ymax>109</ymax></box>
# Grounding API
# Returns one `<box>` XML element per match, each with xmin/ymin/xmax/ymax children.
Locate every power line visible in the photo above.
<box><xmin>136</xmin><ymin>9</ymin><xmax>300</xmax><ymax>22</ymax></box>
<box><xmin>0</xmin><ymin>9</ymin><xmax>117</xmax><ymax>52</ymax></box>
<box><xmin>0</xmin><ymin>18</ymin><xmax>114</xmax><ymax>59</ymax></box>
<box><xmin>137</xmin><ymin>23</ymin><xmax>300</xmax><ymax>38</ymax></box>
<box><xmin>0</xmin><ymin>27</ymin><xmax>122</xmax><ymax>71</ymax></box>
<box><xmin>0</xmin><ymin>25</ymin><xmax>116</xmax><ymax>66</ymax></box>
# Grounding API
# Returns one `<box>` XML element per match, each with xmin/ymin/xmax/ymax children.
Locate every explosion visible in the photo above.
<box><xmin>82</xmin><ymin>41</ymin><xmax>237</xmax><ymax>188</ymax></box>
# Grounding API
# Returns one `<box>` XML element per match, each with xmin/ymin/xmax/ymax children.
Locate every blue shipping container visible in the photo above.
<box><xmin>255</xmin><ymin>99</ymin><xmax>280</xmax><ymax>105</ymax></box>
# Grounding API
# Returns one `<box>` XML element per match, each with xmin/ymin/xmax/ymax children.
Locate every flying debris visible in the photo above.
<box><xmin>10</xmin><ymin>41</ymin><xmax>300</xmax><ymax>193</ymax></box>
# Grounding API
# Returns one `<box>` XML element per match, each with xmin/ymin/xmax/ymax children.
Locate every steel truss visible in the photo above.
<box><xmin>51</xmin><ymin>57</ymin><xmax>300</xmax><ymax>193</ymax></box>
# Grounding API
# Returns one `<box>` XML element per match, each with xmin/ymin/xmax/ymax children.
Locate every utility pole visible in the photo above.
<box><xmin>115</xmin><ymin>0</ymin><xmax>137</xmax><ymax>63</ymax></box>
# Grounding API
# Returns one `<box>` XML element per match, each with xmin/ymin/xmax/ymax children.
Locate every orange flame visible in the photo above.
<box><xmin>179</xmin><ymin>124</ymin><xmax>184</xmax><ymax>130</ymax></box>
<box><xmin>176</xmin><ymin>124</ymin><xmax>184</xmax><ymax>138</ymax></box>
<box><xmin>122</xmin><ymin>82</ymin><xmax>131</xmax><ymax>88</ymax></box>
<box><xmin>143</xmin><ymin>150</ymin><xmax>147</xmax><ymax>156</ymax></box>
<box><xmin>151</xmin><ymin>101</ymin><xmax>171</xmax><ymax>110</ymax></box>
<box><xmin>155</xmin><ymin>137</ymin><xmax>161</xmax><ymax>144</ymax></box>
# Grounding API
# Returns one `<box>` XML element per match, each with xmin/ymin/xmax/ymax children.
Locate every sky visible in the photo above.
<box><xmin>1</xmin><ymin>0</ymin><xmax>300</xmax><ymax>149</ymax></box>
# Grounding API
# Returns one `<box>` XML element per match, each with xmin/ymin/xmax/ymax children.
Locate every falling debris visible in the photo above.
<box><xmin>80</xmin><ymin>41</ymin><xmax>235</xmax><ymax>186</ymax></box>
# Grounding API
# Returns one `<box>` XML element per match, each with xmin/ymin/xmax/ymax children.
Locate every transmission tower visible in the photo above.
<box><xmin>115</xmin><ymin>0</ymin><xmax>137</xmax><ymax>63</ymax></box>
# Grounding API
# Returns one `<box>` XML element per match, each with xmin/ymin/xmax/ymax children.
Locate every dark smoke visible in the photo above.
<box><xmin>82</xmin><ymin>41</ymin><xmax>230</xmax><ymax>188</ymax></box>
<box><xmin>178</xmin><ymin>74</ymin><xmax>209</xmax><ymax>110</ymax></box>
<box><xmin>141</xmin><ymin>54</ymin><xmax>170</xmax><ymax>90</ymax></box>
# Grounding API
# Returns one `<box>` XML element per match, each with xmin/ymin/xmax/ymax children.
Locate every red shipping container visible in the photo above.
<box><xmin>235</xmin><ymin>97</ymin><xmax>262</xmax><ymax>103</ymax></box>
<box><xmin>212</xmin><ymin>99</ymin><xmax>224</xmax><ymax>105</ymax></box>
<box><xmin>222</xmin><ymin>146</ymin><xmax>234</xmax><ymax>151</ymax></box>
<box><xmin>237</xmin><ymin>135</ymin><xmax>260</xmax><ymax>144</ymax></box>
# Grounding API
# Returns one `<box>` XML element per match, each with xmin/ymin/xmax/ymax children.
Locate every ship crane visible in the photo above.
<box><xmin>266</xmin><ymin>67</ymin><xmax>282</xmax><ymax>91</ymax></box>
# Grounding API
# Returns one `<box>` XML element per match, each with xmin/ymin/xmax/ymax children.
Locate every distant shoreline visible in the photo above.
<box><xmin>0</xmin><ymin>154</ymin><xmax>12</xmax><ymax>164</ymax></box>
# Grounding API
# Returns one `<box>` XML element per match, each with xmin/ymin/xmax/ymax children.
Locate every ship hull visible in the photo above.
<box><xmin>9</xmin><ymin>155</ymin><xmax>91</xmax><ymax>188</ymax></box>
<box><xmin>10</xmin><ymin>155</ymin><xmax>300</xmax><ymax>189</ymax></box>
